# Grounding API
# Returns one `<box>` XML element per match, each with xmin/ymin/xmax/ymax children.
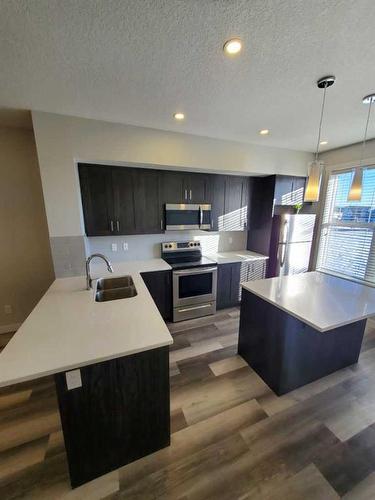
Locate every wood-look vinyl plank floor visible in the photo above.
<box><xmin>1</xmin><ymin>309</ymin><xmax>375</xmax><ymax>499</ymax></box>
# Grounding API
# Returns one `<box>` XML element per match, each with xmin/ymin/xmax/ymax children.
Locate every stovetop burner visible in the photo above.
<box><xmin>161</xmin><ymin>240</ymin><xmax>217</xmax><ymax>269</ymax></box>
<box><xmin>167</xmin><ymin>256</ymin><xmax>216</xmax><ymax>270</ymax></box>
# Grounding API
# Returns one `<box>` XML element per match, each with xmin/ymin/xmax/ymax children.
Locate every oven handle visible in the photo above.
<box><xmin>173</xmin><ymin>267</ymin><xmax>217</xmax><ymax>276</ymax></box>
<box><xmin>177</xmin><ymin>304</ymin><xmax>212</xmax><ymax>313</ymax></box>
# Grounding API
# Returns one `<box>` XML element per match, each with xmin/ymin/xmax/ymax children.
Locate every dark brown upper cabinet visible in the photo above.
<box><xmin>160</xmin><ymin>171</ymin><xmax>186</xmax><ymax>204</ymax></box>
<box><xmin>78</xmin><ymin>164</ymin><xmax>115</xmax><ymax>236</ymax></box>
<box><xmin>184</xmin><ymin>173</ymin><xmax>210</xmax><ymax>203</ymax></box>
<box><xmin>78</xmin><ymin>164</ymin><xmax>253</xmax><ymax>236</ymax></box>
<box><xmin>111</xmin><ymin>166</ymin><xmax>136</xmax><ymax>235</ymax></box>
<box><xmin>247</xmin><ymin>174</ymin><xmax>307</xmax><ymax>256</ymax></box>
<box><xmin>209</xmin><ymin>175</ymin><xmax>249</xmax><ymax>231</ymax></box>
<box><xmin>210</xmin><ymin>175</ymin><xmax>226</xmax><ymax>231</ymax></box>
<box><xmin>274</xmin><ymin>175</ymin><xmax>305</xmax><ymax>206</ymax></box>
<box><xmin>79</xmin><ymin>164</ymin><xmax>162</xmax><ymax>236</ymax></box>
<box><xmin>133</xmin><ymin>168</ymin><xmax>163</xmax><ymax>234</ymax></box>
<box><xmin>161</xmin><ymin>171</ymin><xmax>210</xmax><ymax>204</ymax></box>
<box><xmin>224</xmin><ymin>176</ymin><xmax>249</xmax><ymax>231</ymax></box>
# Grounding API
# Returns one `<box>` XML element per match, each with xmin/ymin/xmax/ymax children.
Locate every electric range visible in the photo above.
<box><xmin>161</xmin><ymin>241</ymin><xmax>217</xmax><ymax>322</ymax></box>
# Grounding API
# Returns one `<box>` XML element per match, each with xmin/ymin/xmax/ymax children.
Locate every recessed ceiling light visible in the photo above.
<box><xmin>259</xmin><ymin>129</ymin><xmax>269</xmax><ymax>135</ymax></box>
<box><xmin>174</xmin><ymin>112</ymin><xmax>185</xmax><ymax>121</ymax></box>
<box><xmin>223</xmin><ymin>38</ymin><xmax>242</xmax><ymax>55</ymax></box>
<box><xmin>320</xmin><ymin>140</ymin><xmax>328</xmax><ymax>145</ymax></box>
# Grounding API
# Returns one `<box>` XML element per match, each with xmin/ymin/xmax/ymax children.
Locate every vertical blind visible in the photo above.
<box><xmin>317</xmin><ymin>166</ymin><xmax>375</xmax><ymax>285</ymax></box>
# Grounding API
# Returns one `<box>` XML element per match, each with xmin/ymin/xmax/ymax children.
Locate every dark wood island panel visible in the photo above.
<box><xmin>55</xmin><ymin>346</ymin><xmax>170</xmax><ymax>488</ymax></box>
<box><xmin>238</xmin><ymin>289</ymin><xmax>366</xmax><ymax>395</ymax></box>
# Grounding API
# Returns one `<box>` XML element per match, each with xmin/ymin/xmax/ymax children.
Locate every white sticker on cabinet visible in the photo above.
<box><xmin>65</xmin><ymin>369</ymin><xmax>82</xmax><ymax>390</ymax></box>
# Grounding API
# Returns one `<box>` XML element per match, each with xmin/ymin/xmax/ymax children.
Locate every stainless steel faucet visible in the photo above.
<box><xmin>85</xmin><ymin>253</ymin><xmax>114</xmax><ymax>290</ymax></box>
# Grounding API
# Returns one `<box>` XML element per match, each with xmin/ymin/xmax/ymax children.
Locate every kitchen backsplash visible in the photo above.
<box><xmin>50</xmin><ymin>231</ymin><xmax>247</xmax><ymax>277</ymax></box>
<box><xmin>88</xmin><ymin>231</ymin><xmax>247</xmax><ymax>262</ymax></box>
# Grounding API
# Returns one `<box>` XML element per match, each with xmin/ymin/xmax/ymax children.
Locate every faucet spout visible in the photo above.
<box><xmin>85</xmin><ymin>253</ymin><xmax>114</xmax><ymax>290</ymax></box>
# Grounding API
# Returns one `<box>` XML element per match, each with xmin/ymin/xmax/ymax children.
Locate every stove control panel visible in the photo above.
<box><xmin>162</xmin><ymin>241</ymin><xmax>201</xmax><ymax>252</ymax></box>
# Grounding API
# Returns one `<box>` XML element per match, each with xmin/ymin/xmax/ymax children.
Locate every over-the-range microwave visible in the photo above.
<box><xmin>165</xmin><ymin>203</ymin><xmax>212</xmax><ymax>230</ymax></box>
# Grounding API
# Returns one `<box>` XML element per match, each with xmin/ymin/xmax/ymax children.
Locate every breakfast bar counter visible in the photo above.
<box><xmin>0</xmin><ymin>259</ymin><xmax>173</xmax><ymax>488</ymax></box>
<box><xmin>239</xmin><ymin>271</ymin><xmax>375</xmax><ymax>395</ymax></box>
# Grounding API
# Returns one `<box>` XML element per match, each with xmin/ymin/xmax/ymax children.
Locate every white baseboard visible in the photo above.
<box><xmin>0</xmin><ymin>322</ymin><xmax>21</xmax><ymax>334</ymax></box>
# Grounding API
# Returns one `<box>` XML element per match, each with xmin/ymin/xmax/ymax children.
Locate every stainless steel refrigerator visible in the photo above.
<box><xmin>269</xmin><ymin>214</ymin><xmax>316</xmax><ymax>277</ymax></box>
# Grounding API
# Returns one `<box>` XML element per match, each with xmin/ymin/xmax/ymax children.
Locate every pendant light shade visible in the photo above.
<box><xmin>304</xmin><ymin>76</ymin><xmax>335</xmax><ymax>203</ymax></box>
<box><xmin>304</xmin><ymin>160</ymin><xmax>323</xmax><ymax>202</ymax></box>
<box><xmin>347</xmin><ymin>93</ymin><xmax>375</xmax><ymax>202</ymax></box>
<box><xmin>348</xmin><ymin>167</ymin><xmax>363</xmax><ymax>201</ymax></box>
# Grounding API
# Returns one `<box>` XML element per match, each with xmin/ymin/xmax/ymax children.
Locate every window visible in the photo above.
<box><xmin>317</xmin><ymin>166</ymin><xmax>375</xmax><ymax>285</ymax></box>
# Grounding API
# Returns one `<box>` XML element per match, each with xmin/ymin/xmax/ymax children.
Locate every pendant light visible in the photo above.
<box><xmin>348</xmin><ymin>94</ymin><xmax>375</xmax><ymax>201</ymax></box>
<box><xmin>304</xmin><ymin>76</ymin><xmax>335</xmax><ymax>203</ymax></box>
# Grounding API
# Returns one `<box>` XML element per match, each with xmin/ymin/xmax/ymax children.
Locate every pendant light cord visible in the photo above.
<box><xmin>315</xmin><ymin>83</ymin><xmax>328</xmax><ymax>161</ymax></box>
<box><xmin>360</xmin><ymin>98</ymin><xmax>373</xmax><ymax>167</ymax></box>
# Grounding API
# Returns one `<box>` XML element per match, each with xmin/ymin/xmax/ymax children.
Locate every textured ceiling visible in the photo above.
<box><xmin>1</xmin><ymin>0</ymin><xmax>375</xmax><ymax>152</ymax></box>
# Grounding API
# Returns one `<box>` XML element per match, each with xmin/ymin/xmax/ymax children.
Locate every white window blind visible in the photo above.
<box><xmin>317</xmin><ymin>166</ymin><xmax>375</xmax><ymax>285</ymax></box>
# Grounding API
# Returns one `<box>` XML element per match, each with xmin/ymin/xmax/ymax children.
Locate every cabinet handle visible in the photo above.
<box><xmin>160</xmin><ymin>219</ymin><xmax>163</xmax><ymax>230</ymax></box>
<box><xmin>110</xmin><ymin>220</ymin><xmax>114</xmax><ymax>232</ymax></box>
<box><xmin>189</xmin><ymin>189</ymin><xmax>192</xmax><ymax>200</ymax></box>
<box><xmin>116</xmin><ymin>220</ymin><xmax>120</xmax><ymax>232</ymax></box>
<box><xmin>184</xmin><ymin>189</ymin><xmax>188</xmax><ymax>200</ymax></box>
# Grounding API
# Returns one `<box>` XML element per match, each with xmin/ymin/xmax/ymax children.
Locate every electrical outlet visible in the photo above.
<box><xmin>111</xmin><ymin>243</ymin><xmax>118</xmax><ymax>252</ymax></box>
<box><xmin>123</xmin><ymin>242</ymin><xmax>128</xmax><ymax>251</ymax></box>
<box><xmin>4</xmin><ymin>305</ymin><xmax>12</xmax><ymax>315</ymax></box>
<box><xmin>65</xmin><ymin>369</ymin><xmax>82</xmax><ymax>390</ymax></box>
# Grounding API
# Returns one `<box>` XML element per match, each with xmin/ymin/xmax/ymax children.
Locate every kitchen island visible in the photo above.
<box><xmin>239</xmin><ymin>271</ymin><xmax>375</xmax><ymax>395</ymax></box>
<box><xmin>0</xmin><ymin>259</ymin><xmax>173</xmax><ymax>487</ymax></box>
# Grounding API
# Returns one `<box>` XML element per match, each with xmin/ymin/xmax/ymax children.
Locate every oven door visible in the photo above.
<box><xmin>173</xmin><ymin>267</ymin><xmax>217</xmax><ymax>307</ymax></box>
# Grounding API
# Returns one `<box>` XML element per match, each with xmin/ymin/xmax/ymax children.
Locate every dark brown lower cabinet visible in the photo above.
<box><xmin>216</xmin><ymin>263</ymin><xmax>241</xmax><ymax>309</ymax></box>
<box><xmin>141</xmin><ymin>270</ymin><xmax>172</xmax><ymax>321</ymax></box>
<box><xmin>55</xmin><ymin>346</ymin><xmax>170</xmax><ymax>488</ymax></box>
<box><xmin>239</xmin><ymin>289</ymin><xmax>366</xmax><ymax>395</ymax></box>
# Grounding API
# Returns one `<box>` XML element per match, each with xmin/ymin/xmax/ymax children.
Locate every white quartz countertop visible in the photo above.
<box><xmin>241</xmin><ymin>271</ymin><xmax>375</xmax><ymax>332</ymax></box>
<box><xmin>0</xmin><ymin>259</ymin><xmax>173</xmax><ymax>388</ymax></box>
<box><xmin>204</xmin><ymin>250</ymin><xmax>268</xmax><ymax>265</ymax></box>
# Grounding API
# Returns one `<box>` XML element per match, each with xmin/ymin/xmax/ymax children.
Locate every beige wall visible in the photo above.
<box><xmin>320</xmin><ymin>139</ymin><xmax>375</xmax><ymax>171</ymax></box>
<box><xmin>32</xmin><ymin>111</ymin><xmax>313</xmax><ymax>238</ymax></box>
<box><xmin>0</xmin><ymin>127</ymin><xmax>54</xmax><ymax>330</ymax></box>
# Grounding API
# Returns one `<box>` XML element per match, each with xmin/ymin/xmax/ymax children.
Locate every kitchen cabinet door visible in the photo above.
<box><xmin>217</xmin><ymin>263</ymin><xmax>232</xmax><ymax>309</ymax></box>
<box><xmin>292</xmin><ymin>176</ymin><xmax>306</xmax><ymax>204</ymax></box>
<box><xmin>161</xmin><ymin>171</ymin><xmax>186</xmax><ymax>204</ymax></box>
<box><xmin>230</xmin><ymin>262</ymin><xmax>242</xmax><ymax>305</ymax></box>
<box><xmin>112</xmin><ymin>166</ymin><xmax>136</xmax><ymax>234</ymax></box>
<box><xmin>141</xmin><ymin>270</ymin><xmax>172</xmax><ymax>321</ymax></box>
<box><xmin>223</xmin><ymin>176</ymin><xmax>249</xmax><ymax>231</ymax></box>
<box><xmin>247</xmin><ymin>260</ymin><xmax>267</xmax><ymax>281</ymax></box>
<box><xmin>210</xmin><ymin>175</ymin><xmax>226</xmax><ymax>231</ymax></box>
<box><xmin>184</xmin><ymin>173</ymin><xmax>209</xmax><ymax>203</ymax></box>
<box><xmin>274</xmin><ymin>175</ymin><xmax>294</xmax><ymax>205</ymax></box>
<box><xmin>217</xmin><ymin>262</ymin><xmax>241</xmax><ymax>309</ymax></box>
<box><xmin>274</xmin><ymin>175</ymin><xmax>306</xmax><ymax>206</ymax></box>
<box><xmin>133</xmin><ymin>169</ymin><xmax>163</xmax><ymax>234</ymax></box>
<box><xmin>78</xmin><ymin>164</ymin><xmax>115</xmax><ymax>236</ymax></box>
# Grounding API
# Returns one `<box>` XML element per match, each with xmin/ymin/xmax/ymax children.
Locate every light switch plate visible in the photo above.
<box><xmin>65</xmin><ymin>369</ymin><xmax>82</xmax><ymax>390</ymax></box>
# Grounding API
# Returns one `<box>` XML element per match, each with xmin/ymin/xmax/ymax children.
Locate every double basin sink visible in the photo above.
<box><xmin>95</xmin><ymin>275</ymin><xmax>137</xmax><ymax>302</ymax></box>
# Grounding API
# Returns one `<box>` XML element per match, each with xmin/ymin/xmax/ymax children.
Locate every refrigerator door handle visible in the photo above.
<box><xmin>278</xmin><ymin>243</ymin><xmax>287</xmax><ymax>268</ymax></box>
<box><xmin>280</xmin><ymin>219</ymin><xmax>288</xmax><ymax>244</ymax></box>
